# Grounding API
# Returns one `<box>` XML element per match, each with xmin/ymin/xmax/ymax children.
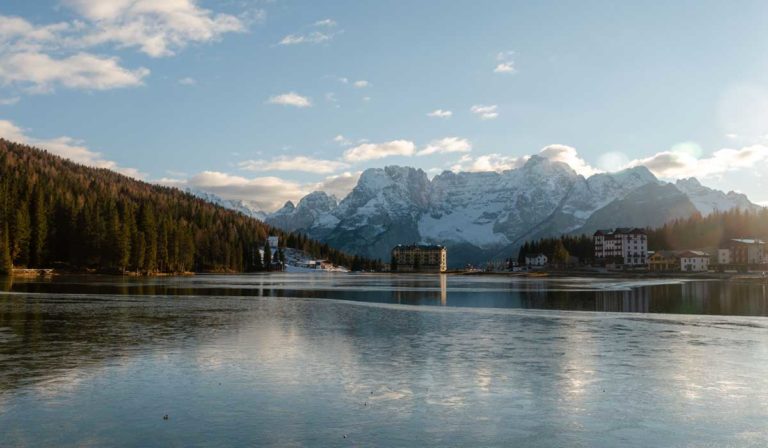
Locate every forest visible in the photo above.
<box><xmin>0</xmin><ymin>139</ymin><xmax>378</xmax><ymax>275</ymax></box>
<box><xmin>516</xmin><ymin>208</ymin><xmax>768</xmax><ymax>265</ymax></box>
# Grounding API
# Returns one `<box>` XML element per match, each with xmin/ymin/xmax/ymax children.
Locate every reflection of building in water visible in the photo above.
<box><xmin>440</xmin><ymin>274</ymin><xmax>447</xmax><ymax>306</ymax></box>
<box><xmin>391</xmin><ymin>244</ymin><xmax>447</xmax><ymax>273</ymax></box>
<box><xmin>595</xmin><ymin>287</ymin><xmax>651</xmax><ymax>313</ymax></box>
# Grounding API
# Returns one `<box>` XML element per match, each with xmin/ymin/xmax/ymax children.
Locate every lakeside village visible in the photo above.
<box><xmin>247</xmin><ymin>229</ymin><xmax>767</xmax><ymax>277</ymax></box>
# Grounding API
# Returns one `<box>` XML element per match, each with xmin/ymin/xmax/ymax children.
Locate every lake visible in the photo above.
<box><xmin>1</xmin><ymin>274</ymin><xmax>767</xmax><ymax>447</ymax></box>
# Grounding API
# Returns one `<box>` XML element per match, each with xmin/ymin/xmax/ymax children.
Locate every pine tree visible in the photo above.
<box><xmin>262</xmin><ymin>240</ymin><xmax>272</xmax><ymax>271</ymax></box>
<box><xmin>552</xmin><ymin>240</ymin><xmax>570</xmax><ymax>266</ymax></box>
<box><xmin>12</xmin><ymin>206</ymin><xmax>31</xmax><ymax>266</ymax></box>
<box><xmin>0</xmin><ymin>221</ymin><xmax>13</xmax><ymax>275</ymax></box>
<box><xmin>30</xmin><ymin>186</ymin><xmax>47</xmax><ymax>267</ymax></box>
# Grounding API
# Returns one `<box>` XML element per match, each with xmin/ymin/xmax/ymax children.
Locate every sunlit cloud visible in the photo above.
<box><xmin>417</xmin><ymin>137</ymin><xmax>472</xmax><ymax>156</ymax></box>
<box><xmin>343</xmin><ymin>140</ymin><xmax>416</xmax><ymax>162</ymax></box>
<box><xmin>267</xmin><ymin>92</ymin><xmax>312</xmax><ymax>108</ymax></box>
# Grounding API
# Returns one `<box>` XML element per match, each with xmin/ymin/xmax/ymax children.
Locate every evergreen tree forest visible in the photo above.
<box><xmin>0</xmin><ymin>139</ymin><xmax>370</xmax><ymax>275</ymax></box>
<box><xmin>515</xmin><ymin>208</ymin><xmax>768</xmax><ymax>267</ymax></box>
<box><xmin>516</xmin><ymin>235</ymin><xmax>594</xmax><ymax>266</ymax></box>
<box><xmin>646</xmin><ymin>209</ymin><xmax>768</xmax><ymax>250</ymax></box>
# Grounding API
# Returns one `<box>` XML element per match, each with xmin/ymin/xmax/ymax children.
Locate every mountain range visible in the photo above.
<box><xmin>200</xmin><ymin>156</ymin><xmax>761</xmax><ymax>267</ymax></box>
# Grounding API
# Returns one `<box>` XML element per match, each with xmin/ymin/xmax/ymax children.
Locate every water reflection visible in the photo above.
<box><xmin>4</xmin><ymin>274</ymin><xmax>768</xmax><ymax>316</ymax></box>
<box><xmin>0</xmin><ymin>275</ymin><xmax>767</xmax><ymax>447</ymax></box>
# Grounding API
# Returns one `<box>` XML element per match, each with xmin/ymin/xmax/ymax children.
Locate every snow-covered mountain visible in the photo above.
<box><xmin>250</xmin><ymin>158</ymin><xmax>761</xmax><ymax>267</ymax></box>
<box><xmin>186</xmin><ymin>188</ymin><xmax>267</xmax><ymax>221</ymax></box>
<box><xmin>673</xmin><ymin>178</ymin><xmax>760</xmax><ymax>216</ymax></box>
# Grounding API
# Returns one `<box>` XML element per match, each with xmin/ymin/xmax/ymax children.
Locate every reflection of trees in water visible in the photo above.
<box><xmin>0</xmin><ymin>293</ymin><xmax>255</xmax><ymax>394</ymax></box>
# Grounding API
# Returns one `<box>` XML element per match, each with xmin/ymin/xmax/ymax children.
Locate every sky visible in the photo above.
<box><xmin>1</xmin><ymin>0</ymin><xmax>768</xmax><ymax>211</ymax></box>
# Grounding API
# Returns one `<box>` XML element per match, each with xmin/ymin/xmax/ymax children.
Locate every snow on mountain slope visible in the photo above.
<box><xmin>673</xmin><ymin>178</ymin><xmax>759</xmax><ymax>216</ymax></box>
<box><xmin>186</xmin><ymin>188</ymin><xmax>267</xmax><ymax>220</ymax></box>
<box><xmin>260</xmin><ymin>159</ymin><xmax>761</xmax><ymax>266</ymax></box>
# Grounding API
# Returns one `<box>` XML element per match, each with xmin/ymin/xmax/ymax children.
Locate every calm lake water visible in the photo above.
<box><xmin>1</xmin><ymin>274</ymin><xmax>767</xmax><ymax>447</ymax></box>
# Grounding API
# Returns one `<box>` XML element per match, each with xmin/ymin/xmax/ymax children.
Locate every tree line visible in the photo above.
<box><xmin>513</xmin><ymin>208</ymin><xmax>768</xmax><ymax>266</ymax></box>
<box><xmin>0</xmin><ymin>139</ymin><xmax>370</xmax><ymax>275</ymax></box>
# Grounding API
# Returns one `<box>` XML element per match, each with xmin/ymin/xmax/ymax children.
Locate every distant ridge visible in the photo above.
<box><xmin>263</xmin><ymin>158</ymin><xmax>761</xmax><ymax>267</ymax></box>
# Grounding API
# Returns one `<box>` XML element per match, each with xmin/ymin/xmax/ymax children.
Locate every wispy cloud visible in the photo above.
<box><xmin>279</xmin><ymin>31</ymin><xmax>332</xmax><ymax>45</ymax></box>
<box><xmin>238</xmin><ymin>156</ymin><xmax>349</xmax><ymax>174</ymax></box>
<box><xmin>626</xmin><ymin>142</ymin><xmax>768</xmax><ymax>179</ymax></box>
<box><xmin>427</xmin><ymin>109</ymin><xmax>452</xmax><ymax>118</ymax></box>
<box><xmin>0</xmin><ymin>51</ymin><xmax>149</xmax><ymax>93</ymax></box>
<box><xmin>451</xmin><ymin>153</ymin><xmax>526</xmax><ymax>172</ymax></box>
<box><xmin>494</xmin><ymin>51</ymin><xmax>516</xmax><ymax>74</ymax></box>
<box><xmin>267</xmin><ymin>92</ymin><xmax>312</xmax><ymax>108</ymax></box>
<box><xmin>343</xmin><ymin>140</ymin><xmax>416</xmax><ymax>162</ymax></box>
<box><xmin>353</xmin><ymin>80</ymin><xmax>369</xmax><ymax>88</ymax></box>
<box><xmin>333</xmin><ymin>134</ymin><xmax>351</xmax><ymax>145</ymax></box>
<box><xmin>0</xmin><ymin>1</ymin><xmax>256</xmax><ymax>92</ymax></box>
<box><xmin>178</xmin><ymin>77</ymin><xmax>196</xmax><ymax>86</ymax></box>
<box><xmin>168</xmin><ymin>169</ymin><xmax>361</xmax><ymax>211</ymax></box>
<box><xmin>470</xmin><ymin>104</ymin><xmax>499</xmax><ymax>120</ymax></box>
<box><xmin>65</xmin><ymin>0</ymin><xmax>255</xmax><ymax>58</ymax></box>
<box><xmin>417</xmin><ymin>137</ymin><xmax>471</xmax><ymax>156</ymax></box>
<box><xmin>0</xmin><ymin>97</ymin><xmax>20</xmax><ymax>106</ymax></box>
<box><xmin>279</xmin><ymin>19</ymin><xmax>340</xmax><ymax>46</ymax></box>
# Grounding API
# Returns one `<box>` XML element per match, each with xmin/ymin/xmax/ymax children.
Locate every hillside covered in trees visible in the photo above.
<box><xmin>516</xmin><ymin>208</ymin><xmax>768</xmax><ymax>265</ymax></box>
<box><xmin>0</xmin><ymin>139</ymin><xmax>376</xmax><ymax>275</ymax></box>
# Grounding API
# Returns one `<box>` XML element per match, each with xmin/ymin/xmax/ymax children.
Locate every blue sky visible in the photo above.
<box><xmin>1</xmin><ymin>0</ymin><xmax>768</xmax><ymax>210</ymax></box>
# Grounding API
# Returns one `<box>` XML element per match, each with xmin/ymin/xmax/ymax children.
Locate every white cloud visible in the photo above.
<box><xmin>184</xmin><ymin>171</ymin><xmax>307</xmax><ymax>211</ymax></box>
<box><xmin>417</xmin><ymin>137</ymin><xmax>472</xmax><ymax>156</ymax></box>
<box><xmin>279</xmin><ymin>18</ymin><xmax>341</xmax><ymax>46</ymax></box>
<box><xmin>178</xmin><ymin>77</ymin><xmax>196</xmax><ymax>85</ymax></box>
<box><xmin>0</xmin><ymin>2</ymin><xmax>253</xmax><ymax>93</ymax></box>
<box><xmin>65</xmin><ymin>0</ymin><xmax>252</xmax><ymax>58</ymax></box>
<box><xmin>470</xmin><ymin>104</ymin><xmax>499</xmax><ymax>120</ymax></box>
<box><xmin>174</xmin><ymin>170</ymin><xmax>361</xmax><ymax>212</ymax></box>
<box><xmin>494</xmin><ymin>51</ymin><xmax>516</xmax><ymax>74</ymax></box>
<box><xmin>267</xmin><ymin>92</ymin><xmax>312</xmax><ymax>108</ymax></box>
<box><xmin>312</xmin><ymin>171</ymin><xmax>361</xmax><ymax>199</ymax></box>
<box><xmin>0</xmin><ymin>51</ymin><xmax>149</xmax><ymax>92</ymax></box>
<box><xmin>279</xmin><ymin>31</ymin><xmax>332</xmax><ymax>45</ymax></box>
<box><xmin>0</xmin><ymin>119</ymin><xmax>143</xmax><ymax>178</ymax></box>
<box><xmin>538</xmin><ymin>144</ymin><xmax>600</xmax><ymax>177</ymax></box>
<box><xmin>451</xmin><ymin>153</ymin><xmax>527</xmax><ymax>172</ymax></box>
<box><xmin>353</xmin><ymin>80</ymin><xmax>369</xmax><ymax>88</ymax></box>
<box><xmin>0</xmin><ymin>97</ymin><xmax>20</xmax><ymax>106</ymax></box>
<box><xmin>238</xmin><ymin>156</ymin><xmax>349</xmax><ymax>174</ymax></box>
<box><xmin>333</xmin><ymin>134</ymin><xmax>351</xmax><ymax>145</ymax></box>
<box><xmin>626</xmin><ymin>143</ymin><xmax>768</xmax><ymax>180</ymax></box>
<box><xmin>343</xmin><ymin>140</ymin><xmax>416</xmax><ymax>162</ymax></box>
<box><xmin>427</xmin><ymin>109</ymin><xmax>452</xmax><ymax>118</ymax></box>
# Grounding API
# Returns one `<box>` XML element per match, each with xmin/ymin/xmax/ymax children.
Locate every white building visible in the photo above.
<box><xmin>594</xmin><ymin>228</ymin><xmax>648</xmax><ymax>266</ymax></box>
<box><xmin>680</xmin><ymin>251</ymin><xmax>710</xmax><ymax>272</ymax></box>
<box><xmin>718</xmin><ymin>248</ymin><xmax>731</xmax><ymax>265</ymax></box>
<box><xmin>525</xmin><ymin>253</ymin><xmax>548</xmax><ymax>267</ymax></box>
